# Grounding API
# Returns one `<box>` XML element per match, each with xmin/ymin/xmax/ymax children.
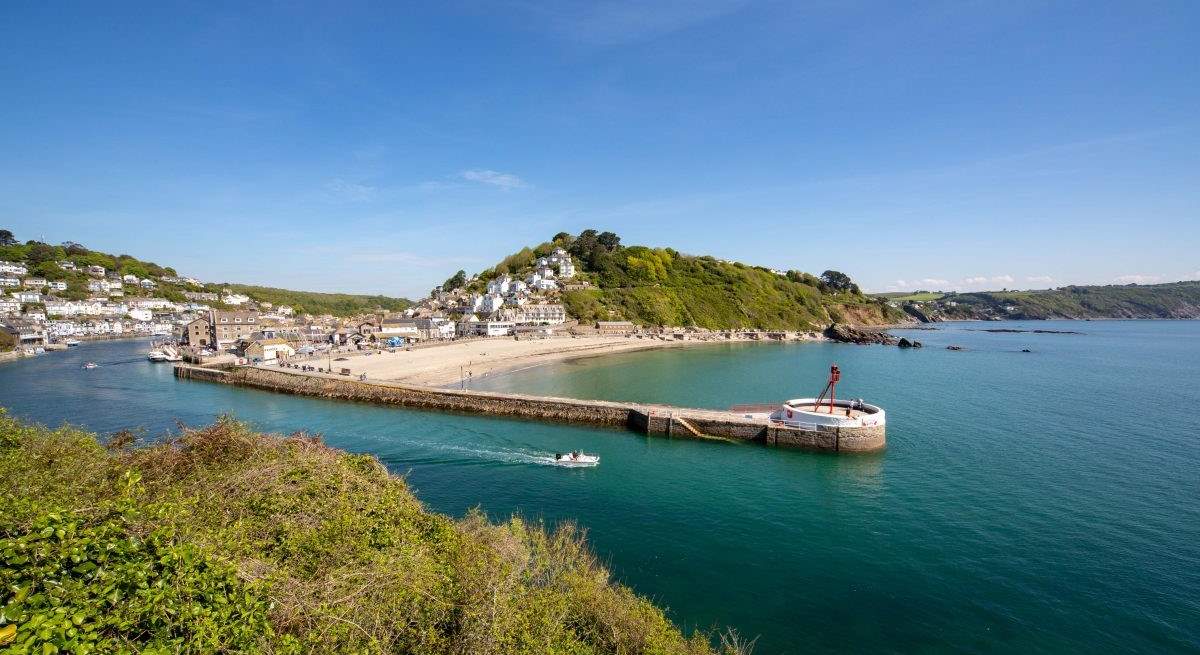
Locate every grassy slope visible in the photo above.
<box><xmin>484</xmin><ymin>240</ymin><xmax>903</xmax><ymax>329</ymax></box>
<box><xmin>0</xmin><ymin>412</ymin><xmax>746</xmax><ymax>655</ymax></box>
<box><xmin>216</xmin><ymin>284</ymin><xmax>410</xmax><ymax>317</ymax></box>
<box><xmin>933</xmin><ymin>282</ymin><xmax>1200</xmax><ymax>319</ymax></box>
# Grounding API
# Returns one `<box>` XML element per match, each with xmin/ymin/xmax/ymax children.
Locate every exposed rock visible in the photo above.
<box><xmin>1021</xmin><ymin>348</ymin><xmax>1032</xmax><ymax>353</ymax></box>
<box><xmin>824</xmin><ymin>324</ymin><xmax>898</xmax><ymax>345</ymax></box>
<box><xmin>897</xmin><ymin>337</ymin><xmax>923</xmax><ymax>348</ymax></box>
<box><xmin>946</xmin><ymin>345</ymin><xmax>965</xmax><ymax>351</ymax></box>
<box><xmin>902</xmin><ymin>303</ymin><xmax>933</xmax><ymax>323</ymax></box>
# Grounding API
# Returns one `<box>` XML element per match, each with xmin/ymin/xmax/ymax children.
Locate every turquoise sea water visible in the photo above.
<box><xmin>1</xmin><ymin>321</ymin><xmax>1197</xmax><ymax>653</ymax></box>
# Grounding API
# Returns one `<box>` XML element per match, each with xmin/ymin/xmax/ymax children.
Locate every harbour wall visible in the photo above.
<box><xmin>174</xmin><ymin>364</ymin><xmax>885</xmax><ymax>453</ymax></box>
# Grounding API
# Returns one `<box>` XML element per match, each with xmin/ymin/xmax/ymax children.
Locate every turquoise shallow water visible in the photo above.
<box><xmin>1</xmin><ymin>321</ymin><xmax>1198</xmax><ymax>653</ymax></box>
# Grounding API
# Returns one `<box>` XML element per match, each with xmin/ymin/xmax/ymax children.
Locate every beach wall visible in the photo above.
<box><xmin>174</xmin><ymin>365</ymin><xmax>885</xmax><ymax>453</ymax></box>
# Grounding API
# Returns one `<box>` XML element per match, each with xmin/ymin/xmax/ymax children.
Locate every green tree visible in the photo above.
<box><xmin>0</xmin><ymin>229</ymin><xmax>15</xmax><ymax>246</ymax></box>
<box><xmin>31</xmin><ymin>261</ymin><xmax>64</xmax><ymax>280</ymax></box>
<box><xmin>598</xmin><ymin>231</ymin><xmax>621</xmax><ymax>250</ymax></box>
<box><xmin>820</xmin><ymin>270</ymin><xmax>855</xmax><ymax>293</ymax></box>
<box><xmin>442</xmin><ymin>270</ymin><xmax>467</xmax><ymax>291</ymax></box>
<box><xmin>25</xmin><ymin>242</ymin><xmax>58</xmax><ymax>265</ymax></box>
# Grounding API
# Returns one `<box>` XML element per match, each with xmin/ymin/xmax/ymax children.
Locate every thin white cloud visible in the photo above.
<box><xmin>1114</xmin><ymin>274</ymin><xmax>1163</xmax><ymax>285</ymax></box>
<box><xmin>461</xmin><ymin>169</ymin><xmax>528</xmax><ymax>190</ymax></box>
<box><xmin>990</xmin><ymin>274</ymin><xmax>1015</xmax><ymax>285</ymax></box>
<box><xmin>963</xmin><ymin>276</ymin><xmax>988</xmax><ymax>285</ymax></box>
<box><xmin>1026</xmin><ymin>275</ymin><xmax>1054</xmax><ymax>285</ymax></box>
<box><xmin>324</xmin><ymin>178</ymin><xmax>376</xmax><ymax>202</ymax></box>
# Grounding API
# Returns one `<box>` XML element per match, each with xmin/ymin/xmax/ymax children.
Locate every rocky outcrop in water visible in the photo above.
<box><xmin>897</xmin><ymin>337</ymin><xmax>922</xmax><ymax>348</ymax></box>
<box><xmin>824</xmin><ymin>324</ymin><xmax>898</xmax><ymax>345</ymax></box>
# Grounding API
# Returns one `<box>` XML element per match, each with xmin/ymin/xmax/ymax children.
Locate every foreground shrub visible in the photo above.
<box><xmin>0</xmin><ymin>411</ymin><xmax>744</xmax><ymax>654</ymax></box>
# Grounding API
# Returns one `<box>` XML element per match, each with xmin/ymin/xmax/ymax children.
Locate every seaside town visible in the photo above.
<box><xmin>0</xmin><ymin>246</ymin><xmax>647</xmax><ymax>366</ymax></box>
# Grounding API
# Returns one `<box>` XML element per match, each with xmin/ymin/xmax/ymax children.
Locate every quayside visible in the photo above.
<box><xmin>174</xmin><ymin>363</ymin><xmax>886</xmax><ymax>453</ymax></box>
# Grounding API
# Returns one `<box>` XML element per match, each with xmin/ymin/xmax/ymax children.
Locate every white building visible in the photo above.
<box><xmin>11</xmin><ymin>291</ymin><xmax>42</xmax><ymax>304</ymax></box>
<box><xmin>86</xmin><ymin>265</ymin><xmax>106</xmax><ymax>278</ymax></box>
<box><xmin>128</xmin><ymin>308</ymin><xmax>153</xmax><ymax>321</ymax></box>
<box><xmin>47</xmin><ymin>281</ymin><xmax>67</xmax><ymax>292</ymax></box>
<box><xmin>87</xmin><ymin>279</ymin><xmax>119</xmax><ymax>294</ymax></box>
<box><xmin>415</xmin><ymin>317</ymin><xmax>455</xmax><ymax>340</ymax></box>
<box><xmin>24</xmin><ymin>278</ymin><xmax>47</xmax><ymax>288</ymax></box>
<box><xmin>378</xmin><ymin>318</ymin><xmax>420</xmax><ymax>339</ymax></box>
<box><xmin>466</xmin><ymin>320</ymin><xmax>515</xmax><ymax>337</ymax></box>
<box><xmin>531</xmin><ymin>277</ymin><xmax>558</xmax><ymax>291</ymax></box>
<box><xmin>128</xmin><ymin>298</ymin><xmax>173</xmax><ymax>310</ymax></box>
<box><xmin>122</xmin><ymin>274</ymin><xmax>139</xmax><ymax>284</ymax></box>
<box><xmin>480</xmin><ymin>293</ymin><xmax>505</xmax><ymax>314</ymax></box>
<box><xmin>57</xmin><ymin>261</ymin><xmax>76</xmax><ymax>271</ymax></box>
<box><xmin>0</xmin><ymin>277</ymin><xmax>18</xmax><ymax>288</ymax></box>
<box><xmin>0</xmin><ymin>300</ymin><xmax>20</xmax><ymax>315</ymax></box>
<box><xmin>0</xmin><ymin>262</ymin><xmax>28</xmax><ymax>276</ymax></box>
<box><xmin>486</xmin><ymin>276</ymin><xmax>513</xmax><ymax>295</ymax></box>
<box><xmin>503</xmin><ymin>303</ymin><xmax>566</xmax><ymax>325</ymax></box>
<box><xmin>222</xmin><ymin>293</ymin><xmax>250</xmax><ymax>305</ymax></box>
<box><xmin>559</xmin><ymin>260</ymin><xmax>576</xmax><ymax>278</ymax></box>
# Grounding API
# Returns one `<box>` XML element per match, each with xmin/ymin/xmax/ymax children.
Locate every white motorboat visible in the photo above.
<box><xmin>81</xmin><ymin>362</ymin><xmax>99</xmax><ymax>369</ymax></box>
<box><xmin>64</xmin><ymin>339</ymin><xmax>81</xmax><ymax>347</ymax></box>
<box><xmin>147</xmin><ymin>350</ymin><xmax>168</xmax><ymax>362</ymax></box>
<box><xmin>552</xmin><ymin>451</ymin><xmax>599</xmax><ymax>466</ymax></box>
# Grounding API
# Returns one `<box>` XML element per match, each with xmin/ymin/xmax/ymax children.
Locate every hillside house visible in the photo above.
<box><xmin>0</xmin><ymin>262</ymin><xmax>28</xmax><ymax>276</ymax></box>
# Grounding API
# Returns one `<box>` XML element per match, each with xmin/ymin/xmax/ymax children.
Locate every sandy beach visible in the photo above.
<box><xmin>291</xmin><ymin>334</ymin><xmax>811</xmax><ymax>387</ymax></box>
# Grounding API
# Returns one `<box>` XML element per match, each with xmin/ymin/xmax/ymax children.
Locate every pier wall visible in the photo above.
<box><xmin>174</xmin><ymin>365</ymin><xmax>885</xmax><ymax>453</ymax></box>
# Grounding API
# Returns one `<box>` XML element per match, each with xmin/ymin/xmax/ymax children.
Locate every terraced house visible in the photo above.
<box><xmin>185</xmin><ymin>310</ymin><xmax>261</xmax><ymax>348</ymax></box>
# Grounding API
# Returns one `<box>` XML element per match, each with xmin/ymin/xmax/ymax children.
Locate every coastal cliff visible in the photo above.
<box><xmin>886</xmin><ymin>281</ymin><xmax>1200</xmax><ymax>321</ymax></box>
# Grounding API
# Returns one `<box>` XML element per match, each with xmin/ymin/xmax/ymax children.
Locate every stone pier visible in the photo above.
<box><xmin>174</xmin><ymin>364</ymin><xmax>885</xmax><ymax>453</ymax></box>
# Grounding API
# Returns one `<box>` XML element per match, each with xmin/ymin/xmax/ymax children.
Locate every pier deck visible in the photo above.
<box><xmin>174</xmin><ymin>364</ymin><xmax>885</xmax><ymax>453</ymax></box>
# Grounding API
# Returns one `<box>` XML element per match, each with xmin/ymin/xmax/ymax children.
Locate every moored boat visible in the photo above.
<box><xmin>81</xmin><ymin>362</ymin><xmax>99</xmax><ymax>369</ymax></box>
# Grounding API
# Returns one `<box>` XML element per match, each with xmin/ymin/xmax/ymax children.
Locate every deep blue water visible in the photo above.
<box><xmin>1</xmin><ymin>321</ymin><xmax>1198</xmax><ymax>654</ymax></box>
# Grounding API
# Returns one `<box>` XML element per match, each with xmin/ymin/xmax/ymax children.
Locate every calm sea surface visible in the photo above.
<box><xmin>2</xmin><ymin>321</ymin><xmax>1197</xmax><ymax>654</ymax></box>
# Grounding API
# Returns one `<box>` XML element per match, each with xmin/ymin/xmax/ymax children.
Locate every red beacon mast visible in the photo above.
<box><xmin>813</xmin><ymin>364</ymin><xmax>841</xmax><ymax>414</ymax></box>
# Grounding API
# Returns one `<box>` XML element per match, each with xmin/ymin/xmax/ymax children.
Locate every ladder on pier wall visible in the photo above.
<box><xmin>669</xmin><ymin>414</ymin><xmax>705</xmax><ymax>438</ymax></box>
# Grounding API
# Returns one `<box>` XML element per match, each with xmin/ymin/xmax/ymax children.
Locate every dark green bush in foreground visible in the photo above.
<box><xmin>0</xmin><ymin>411</ymin><xmax>750</xmax><ymax>654</ymax></box>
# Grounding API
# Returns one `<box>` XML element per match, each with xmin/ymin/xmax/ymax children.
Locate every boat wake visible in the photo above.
<box><xmin>386</xmin><ymin>438</ymin><xmax>594</xmax><ymax>468</ymax></box>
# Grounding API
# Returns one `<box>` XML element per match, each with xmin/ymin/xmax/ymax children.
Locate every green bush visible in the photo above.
<box><xmin>0</xmin><ymin>412</ymin><xmax>743</xmax><ymax>655</ymax></box>
<box><xmin>0</xmin><ymin>499</ymin><xmax>276</xmax><ymax>654</ymax></box>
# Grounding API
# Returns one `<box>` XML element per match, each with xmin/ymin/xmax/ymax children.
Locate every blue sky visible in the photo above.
<box><xmin>2</xmin><ymin>1</ymin><xmax>1197</xmax><ymax>298</ymax></box>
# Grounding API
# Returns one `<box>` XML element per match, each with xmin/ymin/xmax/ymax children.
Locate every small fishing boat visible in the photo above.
<box><xmin>64</xmin><ymin>339</ymin><xmax>81</xmax><ymax>347</ymax></box>
<box><xmin>553</xmin><ymin>451</ymin><xmax>599</xmax><ymax>466</ymax></box>
<box><xmin>81</xmin><ymin>362</ymin><xmax>99</xmax><ymax>369</ymax></box>
<box><xmin>147</xmin><ymin>350</ymin><xmax>167</xmax><ymax>362</ymax></box>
